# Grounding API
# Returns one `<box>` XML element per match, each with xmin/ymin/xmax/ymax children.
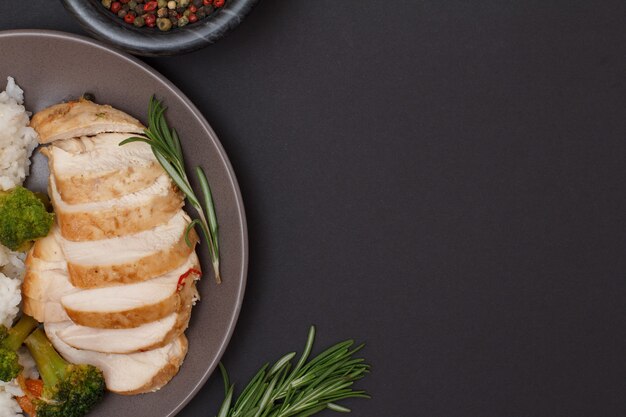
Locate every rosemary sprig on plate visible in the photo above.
<box><xmin>120</xmin><ymin>97</ymin><xmax>221</xmax><ymax>283</ymax></box>
<box><xmin>216</xmin><ymin>327</ymin><xmax>370</xmax><ymax>417</ymax></box>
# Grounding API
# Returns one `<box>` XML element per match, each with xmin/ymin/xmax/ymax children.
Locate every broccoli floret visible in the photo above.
<box><xmin>0</xmin><ymin>315</ymin><xmax>39</xmax><ymax>381</ymax></box>
<box><xmin>0</xmin><ymin>186</ymin><xmax>54</xmax><ymax>251</ymax></box>
<box><xmin>25</xmin><ymin>328</ymin><xmax>105</xmax><ymax>417</ymax></box>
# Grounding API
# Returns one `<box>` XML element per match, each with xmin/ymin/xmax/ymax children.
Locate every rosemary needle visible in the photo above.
<box><xmin>120</xmin><ymin>97</ymin><xmax>222</xmax><ymax>284</ymax></box>
<box><xmin>217</xmin><ymin>327</ymin><xmax>370</xmax><ymax>417</ymax></box>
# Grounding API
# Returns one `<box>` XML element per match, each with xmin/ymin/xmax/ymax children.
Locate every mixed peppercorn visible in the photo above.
<box><xmin>101</xmin><ymin>0</ymin><xmax>225</xmax><ymax>31</ymax></box>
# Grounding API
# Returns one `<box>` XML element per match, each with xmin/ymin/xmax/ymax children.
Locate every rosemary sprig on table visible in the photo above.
<box><xmin>216</xmin><ymin>327</ymin><xmax>370</xmax><ymax>417</ymax></box>
<box><xmin>120</xmin><ymin>97</ymin><xmax>221</xmax><ymax>283</ymax></box>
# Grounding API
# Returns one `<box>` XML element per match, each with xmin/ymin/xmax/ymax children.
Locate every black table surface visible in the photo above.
<box><xmin>4</xmin><ymin>1</ymin><xmax>626</xmax><ymax>416</ymax></box>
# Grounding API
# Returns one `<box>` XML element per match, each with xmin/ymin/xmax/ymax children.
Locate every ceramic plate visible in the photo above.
<box><xmin>0</xmin><ymin>30</ymin><xmax>247</xmax><ymax>417</ymax></box>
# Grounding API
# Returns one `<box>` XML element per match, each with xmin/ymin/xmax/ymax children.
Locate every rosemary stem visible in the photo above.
<box><xmin>120</xmin><ymin>97</ymin><xmax>222</xmax><ymax>284</ymax></box>
<box><xmin>197</xmin><ymin>208</ymin><xmax>222</xmax><ymax>283</ymax></box>
<box><xmin>216</xmin><ymin>327</ymin><xmax>369</xmax><ymax>417</ymax></box>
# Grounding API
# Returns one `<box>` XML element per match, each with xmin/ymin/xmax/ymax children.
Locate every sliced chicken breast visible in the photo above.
<box><xmin>23</xmin><ymin>227</ymin><xmax>79</xmax><ymax>302</ymax></box>
<box><xmin>26</xmin><ymin>247</ymin><xmax>200</xmax><ymax>328</ymax></box>
<box><xmin>60</xmin><ymin>211</ymin><xmax>198</xmax><ymax>288</ymax></box>
<box><xmin>51</xmin><ymin>174</ymin><xmax>183</xmax><ymax>241</ymax></box>
<box><xmin>46</xmin><ymin>324</ymin><xmax>188</xmax><ymax>395</ymax></box>
<box><xmin>31</xmin><ymin>99</ymin><xmax>144</xmax><ymax>144</ymax></box>
<box><xmin>23</xmin><ymin>296</ymin><xmax>71</xmax><ymax>323</ymax></box>
<box><xmin>55</xmin><ymin>307</ymin><xmax>191</xmax><ymax>354</ymax></box>
<box><xmin>63</xmin><ymin>253</ymin><xmax>199</xmax><ymax>327</ymax></box>
<box><xmin>43</xmin><ymin>133</ymin><xmax>162</xmax><ymax>204</ymax></box>
<box><xmin>49</xmin><ymin>133</ymin><xmax>154</xmax><ymax>174</ymax></box>
<box><xmin>23</xmin><ymin>261</ymin><xmax>76</xmax><ymax>302</ymax></box>
<box><xmin>29</xmin><ymin>227</ymin><xmax>65</xmax><ymax>261</ymax></box>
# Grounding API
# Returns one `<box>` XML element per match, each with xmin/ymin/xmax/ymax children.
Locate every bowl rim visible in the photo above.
<box><xmin>0</xmin><ymin>28</ymin><xmax>249</xmax><ymax>416</ymax></box>
<box><xmin>61</xmin><ymin>0</ymin><xmax>259</xmax><ymax>56</ymax></box>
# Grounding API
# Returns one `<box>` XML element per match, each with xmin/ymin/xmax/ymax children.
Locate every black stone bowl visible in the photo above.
<box><xmin>61</xmin><ymin>0</ymin><xmax>258</xmax><ymax>56</ymax></box>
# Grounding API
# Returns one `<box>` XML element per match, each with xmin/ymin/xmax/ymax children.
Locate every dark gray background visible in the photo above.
<box><xmin>4</xmin><ymin>1</ymin><xmax>626</xmax><ymax>416</ymax></box>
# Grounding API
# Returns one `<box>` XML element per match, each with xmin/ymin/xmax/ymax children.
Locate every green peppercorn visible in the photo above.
<box><xmin>128</xmin><ymin>0</ymin><xmax>137</xmax><ymax>9</ymax></box>
<box><xmin>157</xmin><ymin>0</ymin><xmax>168</xmax><ymax>7</ymax></box>
<box><xmin>177</xmin><ymin>15</ymin><xmax>189</xmax><ymax>27</ymax></box>
<box><xmin>118</xmin><ymin>9</ymin><xmax>127</xmax><ymax>18</ymax></box>
<box><xmin>101</xmin><ymin>0</ymin><xmax>112</xmax><ymax>9</ymax></box>
<box><xmin>134</xmin><ymin>15</ymin><xmax>145</xmax><ymax>27</ymax></box>
<box><xmin>183</xmin><ymin>9</ymin><xmax>190</xmax><ymax>17</ymax></box>
<box><xmin>179</xmin><ymin>0</ymin><xmax>190</xmax><ymax>7</ymax></box>
<box><xmin>157</xmin><ymin>17</ymin><xmax>173</xmax><ymax>31</ymax></box>
<box><xmin>135</xmin><ymin>5</ymin><xmax>144</xmax><ymax>13</ymax></box>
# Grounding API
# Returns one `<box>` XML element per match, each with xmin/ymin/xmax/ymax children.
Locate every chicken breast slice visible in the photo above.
<box><xmin>26</xmin><ymin>273</ymin><xmax>198</xmax><ymax>329</ymax></box>
<box><xmin>31</xmin><ymin>99</ymin><xmax>145</xmax><ymax>144</ymax></box>
<box><xmin>26</xmin><ymin>270</ymin><xmax>200</xmax><ymax>329</ymax></box>
<box><xmin>23</xmin><ymin>296</ymin><xmax>71</xmax><ymax>323</ymax></box>
<box><xmin>63</xmin><ymin>271</ymin><xmax>199</xmax><ymax>329</ymax></box>
<box><xmin>23</xmin><ymin>226</ymin><xmax>79</xmax><ymax>302</ymax></box>
<box><xmin>46</xmin><ymin>324</ymin><xmax>188</xmax><ymax>395</ymax></box>
<box><xmin>22</xmin><ymin>261</ymin><xmax>75</xmax><ymax>323</ymax></box>
<box><xmin>29</xmin><ymin>227</ymin><xmax>65</xmax><ymax>261</ymax></box>
<box><xmin>60</xmin><ymin>210</ymin><xmax>198</xmax><ymax>288</ymax></box>
<box><xmin>42</xmin><ymin>133</ymin><xmax>162</xmax><ymax>204</ymax></box>
<box><xmin>51</xmin><ymin>174</ymin><xmax>183</xmax><ymax>241</ymax></box>
<box><xmin>23</xmin><ymin>261</ymin><xmax>76</xmax><ymax>302</ymax></box>
<box><xmin>54</xmin><ymin>305</ymin><xmax>192</xmax><ymax>354</ymax></box>
<box><xmin>26</xmin><ymin>243</ymin><xmax>200</xmax><ymax>328</ymax></box>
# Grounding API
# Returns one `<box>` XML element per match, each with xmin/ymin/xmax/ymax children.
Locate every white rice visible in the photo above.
<box><xmin>0</xmin><ymin>272</ymin><xmax>21</xmax><ymax>328</ymax></box>
<box><xmin>0</xmin><ymin>391</ymin><xmax>22</xmax><ymax>417</ymax></box>
<box><xmin>0</xmin><ymin>247</ymin><xmax>25</xmax><ymax>285</ymax></box>
<box><xmin>0</xmin><ymin>245</ymin><xmax>25</xmax><ymax>332</ymax></box>
<box><xmin>0</xmin><ymin>77</ymin><xmax>38</xmax><ymax>191</ymax></box>
<box><xmin>0</xmin><ymin>77</ymin><xmax>39</xmax><ymax>417</ymax></box>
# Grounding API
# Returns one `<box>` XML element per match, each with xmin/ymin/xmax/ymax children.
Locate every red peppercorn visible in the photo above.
<box><xmin>124</xmin><ymin>13</ymin><xmax>135</xmax><ymax>24</ymax></box>
<box><xmin>203</xmin><ymin>0</ymin><xmax>212</xmax><ymax>5</ymax></box>
<box><xmin>110</xmin><ymin>1</ymin><xmax>122</xmax><ymax>13</ymax></box>
<box><xmin>143</xmin><ymin>1</ymin><xmax>158</xmax><ymax>11</ymax></box>
<box><xmin>213</xmin><ymin>0</ymin><xmax>224</xmax><ymax>7</ymax></box>
<box><xmin>189</xmin><ymin>5</ymin><xmax>197</xmax><ymax>13</ymax></box>
<box><xmin>144</xmin><ymin>13</ymin><xmax>156</xmax><ymax>27</ymax></box>
<box><xmin>188</xmin><ymin>13</ymin><xmax>198</xmax><ymax>23</ymax></box>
